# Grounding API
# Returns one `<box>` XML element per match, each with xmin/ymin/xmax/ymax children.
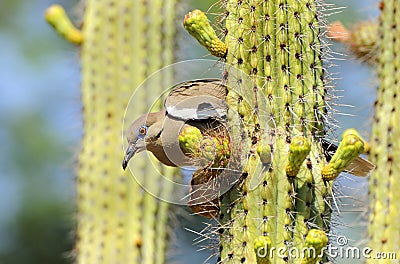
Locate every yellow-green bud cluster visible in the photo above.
<box><xmin>179</xmin><ymin>125</ymin><xmax>231</xmax><ymax>168</ymax></box>
<box><xmin>179</xmin><ymin>126</ymin><xmax>202</xmax><ymax>156</ymax></box>
<box><xmin>183</xmin><ymin>9</ymin><xmax>227</xmax><ymax>58</ymax></box>
<box><xmin>211</xmin><ymin>136</ymin><xmax>231</xmax><ymax>168</ymax></box>
<box><xmin>286</xmin><ymin>136</ymin><xmax>311</xmax><ymax>177</ymax></box>
<box><xmin>302</xmin><ymin>229</ymin><xmax>328</xmax><ymax>264</ymax></box>
<box><xmin>322</xmin><ymin>129</ymin><xmax>366</xmax><ymax>180</ymax></box>
<box><xmin>254</xmin><ymin>236</ymin><xmax>272</xmax><ymax>264</ymax></box>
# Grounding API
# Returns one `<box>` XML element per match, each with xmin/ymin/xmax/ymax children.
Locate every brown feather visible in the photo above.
<box><xmin>345</xmin><ymin>156</ymin><xmax>376</xmax><ymax>177</ymax></box>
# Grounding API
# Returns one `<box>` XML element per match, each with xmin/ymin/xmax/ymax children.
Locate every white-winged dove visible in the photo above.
<box><xmin>122</xmin><ymin>79</ymin><xmax>228</xmax><ymax>218</ymax></box>
<box><xmin>122</xmin><ymin>79</ymin><xmax>228</xmax><ymax>170</ymax></box>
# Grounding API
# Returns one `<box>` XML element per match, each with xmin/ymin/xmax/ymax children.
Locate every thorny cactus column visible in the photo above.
<box><xmin>219</xmin><ymin>1</ymin><xmax>331</xmax><ymax>263</ymax></box>
<box><xmin>47</xmin><ymin>1</ymin><xmax>177</xmax><ymax>263</ymax></box>
<box><xmin>79</xmin><ymin>1</ymin><xmax>178</xmax><ymax>263</ymax></box>
<box><xmin>327</xmin><ymin>2</ymin><xmax>400</xmax><ymax>258</ymax></box>
<box><xmin>368</xmin><ymin>0</ymin><xmax>400</xmax><ymax>258</ymax></box>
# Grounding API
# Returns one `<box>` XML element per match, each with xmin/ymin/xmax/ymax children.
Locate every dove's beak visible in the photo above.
<box><xmin>122</xmin><ymin>145</ymin><xmax>137</xmax><ymax>170</ymax></box>
<box><xmin>122</xmin><ymin>140</ymin><xmax>146</xmax><ymax>170</ymax></box>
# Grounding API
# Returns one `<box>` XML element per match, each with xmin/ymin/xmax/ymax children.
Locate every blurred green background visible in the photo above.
<box><xmin>0</xmin><ymin>0</ymin><xmax>378</xmax><ymax>263</ymax></box>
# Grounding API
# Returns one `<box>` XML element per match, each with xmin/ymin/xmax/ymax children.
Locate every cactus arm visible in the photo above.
<box><xmin>45</xmin><ymin>5</ymin><xmax>83</xmax><ymax>45</ymax></box>
<box><xmin>45</xmin><ymin>0</ymin><xmax>177</xmax><ymax>263</ymax></box>
<box><xmin>79</xmin><ymin>1</ymin><xmax>142</xmax><ymax>262</ymax></box>
<box><xmin>368</xmin><ymin>0</ymin><xmax>400</xmax><ymax>257</ymax></box>
<box><xmin>292</xmin><ymin>156</ymin><xmax>313</xmax><ymax>256</ymax></box>
<box><xmin>263</xmin><ymin>1</ymin><xmax>278</xmax><ymax>128</ymax></box>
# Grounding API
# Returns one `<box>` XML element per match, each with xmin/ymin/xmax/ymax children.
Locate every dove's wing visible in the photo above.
<box><xmin>164</xmin><ymin>79</ymin><xmax>228</xmax><ymax>121</ymax></box>
<box><xmin>345</xmin><ymin>156</ymin><xmax>376</xmax><ymax>177</ymax></box>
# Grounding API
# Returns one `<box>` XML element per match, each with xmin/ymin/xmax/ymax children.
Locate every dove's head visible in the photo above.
<box><xmin>122</xmin><ymin>110</ymin><xmax>166</xmax><ymax>170</ymax></box>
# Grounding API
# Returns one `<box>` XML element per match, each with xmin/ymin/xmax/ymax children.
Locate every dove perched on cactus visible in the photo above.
<box><xmin>122</xmin><ymin>79</ymin><xmax>375</xmax><ymax>218</ymax></box>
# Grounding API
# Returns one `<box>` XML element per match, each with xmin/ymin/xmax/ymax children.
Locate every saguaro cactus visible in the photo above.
<box><xmin>46</xmin><ymin>1</ymin><xmax>177</xmax><ymax>263</ymax></box>
<box><xmin>368</xmin><ymin>0</ymin><xmax>400</xmax><ymax>258</ymax></box>
<box><xmin>219</xmin><ymin>1</ymin><xmax>331</xmax><ymax>262</ymax></box>
<box><xmin>184</xmin><ymin>2</ymin><xmax>371</xmax><ymax>263</ymax></box>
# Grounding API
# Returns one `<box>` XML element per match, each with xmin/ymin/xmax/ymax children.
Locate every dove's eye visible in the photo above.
<box><xmin>137</xmin><ymin>126</ymin><xmax>148</xmax><ymax>137</ymax></box>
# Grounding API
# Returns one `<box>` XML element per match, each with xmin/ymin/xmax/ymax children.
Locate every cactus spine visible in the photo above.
<box><xmin>67</xmin><ymin>1</ymin><xmax>176</xmax><ymax>263</ymax></box>
<box><xmin>368</xmin><ymin>0</ymin><xmax>400</xmax><ymax>257</ymax></box>
<box><xmin>219</xmin><ymin>1</ymin><xmax>331</xmax><ymax>263</ymax></box>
